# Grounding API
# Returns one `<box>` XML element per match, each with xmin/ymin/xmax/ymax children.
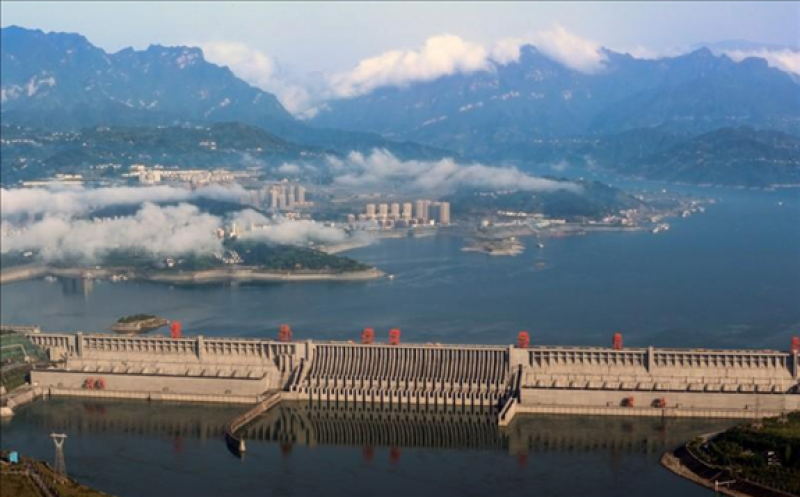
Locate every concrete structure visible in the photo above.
<box><xmin>439</xmin><ymin>202</ymin><xmax>451</xmax><ymax>225</ymax></box>
<box><xmin>27</xmin><ymin>332</ymin><xmax>800</xmax><ymax>426</ymax></box>
<box><xmin>402</xmin><ymin>203</ymin><xmax>413</xmax><ymax>221</ymax></box>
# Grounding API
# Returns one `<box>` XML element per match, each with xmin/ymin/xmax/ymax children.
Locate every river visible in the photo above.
<box><xmin>1</xmin><ymin>185</ymin><xmax>798</xmax><ymax>496</ymax></box>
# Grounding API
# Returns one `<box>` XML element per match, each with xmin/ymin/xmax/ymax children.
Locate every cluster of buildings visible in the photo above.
<box><xmin>347</xmin><ymin>200</ymin><xmax>451</xmax><ymax>229</ymax></box>
<box><xmin>129</xmin><ymin>165</ymin><xmax>255</xmax><ymax>185</ymax></box>
<box><xmin>265</xmin><ymin>184</ymin><xmax>312</xmax><ymax>211</ymax></box>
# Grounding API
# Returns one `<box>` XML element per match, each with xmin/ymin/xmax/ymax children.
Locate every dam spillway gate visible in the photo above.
<box><xmin>24</xmin><ymin>331</ymin><xmax>800</xmax><ymax>427</ymax></box>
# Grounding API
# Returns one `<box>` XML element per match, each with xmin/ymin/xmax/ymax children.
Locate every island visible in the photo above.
<box><xmin>662</xmin><ymin>413</ymin><xmax>800</xmax><ymax>497</ymax></box>
<box><xmin>0</xmin><ymin>241</ymin><xmax>384</xmax><ymax>286</ymax></box>
<box><xmin>110</xmin><ymin>314</ymin><xmax>169</xmax><ymax>334</ymax></box>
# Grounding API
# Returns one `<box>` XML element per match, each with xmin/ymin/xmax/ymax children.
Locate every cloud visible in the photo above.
<box><xmin>329</xmin><ymin>27</ymin><xmax>609</xmax><ymax>97</ymax></box>
<box><xmin>0</xmin><ymin>184</ymin><xmax>246</xmax><ymax>221</ymax></box>
<box><xmin>717</xmin><ymin>48</ymin><xmax>800</xmax><ymax>76</ymax></box>
<box><xmin>1</xmin><ymin>186</ymin><xmax>351</xmax><ymax>263</ymax></box>
<box><xmin>616</xmin><ymin>44</ymin><xmax>800</xmax><ymax>76</ymax></box>
<box><xmin>233</xmin><ymin>210</ymin><xmax>347</xmax><ymax>246</ymax></box>
<box><xmin>2</xmin><ymin>203</ymin><xmax>223</xmax><ymax>262</ymax></box>
<box><xmin>329</xmin><ymin>149</ymin><xmax>578</xmax><ymax>194</ymax></box>
<box><xmin>276</xmin><ymin>162</ymin><xmax>301</xmax><ymax>175</ymax></box>
<box><xmin>494</xmin><ymin>25</ymin><xmax>608</xmax><ymax>73</ymax></box>
<box><xmin>196</xmin><ymin>41</ymin><xmax>317</xmax><ymax>115</ymax></box>
<box><xmin>329</xmin><ymin>35</ymin><xmax>491</xmax><ymax>98</ymax></box>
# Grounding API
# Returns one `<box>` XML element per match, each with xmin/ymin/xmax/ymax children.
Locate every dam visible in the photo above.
<box><xmin>23</xmin><ymin>329</ymin><xmax>800</xmax><ymax>426</ymax></box>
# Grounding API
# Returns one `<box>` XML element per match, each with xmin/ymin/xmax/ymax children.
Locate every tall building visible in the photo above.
<box><xmin>439</xmin><ymin>202</ymin><xmax>451</xmax><ymax>225</ymax></box>
<box><xmin>366</xmin><ymin>204</ymin><xmax>376</xmax><ymax>219</ymax></box>
<box><xmin>415</xmin><ymin>200</ymin><xmax>428</xmax><ymax>221</ymax></box>
<box><xmin>402</xmin><ymin>202</ymin><xmax>413</xmax><ymax>220</ymax></box>
<box><xmin>287</xmin><ymin>190</ymin><xmax>296</xmax><ymax>209</ymax></box>
<box><xmin>278</xmin><ymin>187</ymin><xmax>287</xmax><ymax>210</ymax></box>
<box><xmin>378</xmin><ymin>203</ymin><xmax>389</xmax><ymax>219</ymax></box>
<box><xmin>390</xmin><ymin>203</ymin><xmax>400</xmax><ymax>219</ymax></box>
<box><xmin>270</xmin><ymin>187</ymin><xmax>281</xmax><ymax>209</ymax></box>
<box><xmin>296</xmin><ymin>185</ymin><xmax>306</xmax><ymax>204</ymax></box>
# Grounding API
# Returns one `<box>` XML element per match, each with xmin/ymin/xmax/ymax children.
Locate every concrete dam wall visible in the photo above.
<box><xmin>27</xmin><ymin>332</ymin><xmax>800</xmax><ymax>425</ymax></box>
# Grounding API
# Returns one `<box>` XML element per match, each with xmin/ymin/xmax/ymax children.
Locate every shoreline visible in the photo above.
<box><xmin>661</xmin><ymin>435</ymin><xmax>796</xmax><ymax>497</ymax></box>
<box><xmin>0</xmin><ymin>264</ymin><xmax>385</xmax><ymax>286</ymax></box>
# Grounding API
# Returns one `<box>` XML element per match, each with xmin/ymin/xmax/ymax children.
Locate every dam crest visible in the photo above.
<box><xmin>25</xmin><ymin>330</ymin><xmax>800</xmax><ymax>426</ymax></box>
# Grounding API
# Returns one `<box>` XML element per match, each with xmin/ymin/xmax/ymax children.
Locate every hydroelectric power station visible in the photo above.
<box><xmin>23</xmin><ymin>326</ymin><xmax>800</xmax><ymax>431</ymax></box>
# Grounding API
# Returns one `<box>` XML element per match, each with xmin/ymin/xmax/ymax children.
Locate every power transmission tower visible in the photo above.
<box><xmin>50</xmin><ymin>433</ymin><xmax>67</xmax><ymax>478</ymax></box>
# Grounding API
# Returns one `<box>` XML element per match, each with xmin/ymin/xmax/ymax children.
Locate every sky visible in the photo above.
<box><xmin>2</xmin><ymin>2</ymin><xmax>798</xmax><ymax>114</ymax></box>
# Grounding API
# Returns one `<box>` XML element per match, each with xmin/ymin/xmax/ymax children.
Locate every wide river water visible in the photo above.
<box><xmin>1</xmin><ymin>184</ymin><xmax>799</xmax><ymax>497</ymax></box>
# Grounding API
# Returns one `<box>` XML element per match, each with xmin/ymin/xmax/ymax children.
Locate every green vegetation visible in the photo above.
<box><xmin>446</xmin><ymin>180</ymin><xmax>645</xmax><ymax>221</ymax></box>
<box><xmin>689</xmin><ymin>413</ymin><xmax>800</xmax><ymax>495</ymax></box>
<box><xmin>0</xmin><ymin>330</ymin><xmax>48</xmax><ymax>364</ymax></box>
<box><xmin>0</xmin><ymin>452</ymin><xmax>113</xmax><ymax>497</ymax></box>
<box><xmin>224</xmin><ymin>239</ymin><xmax>370</xmax><ymax>272</ymax></box>
<box><xmin>1</xmin><ymin>122</ymin><xmax>319</xmax><ymax>185</ymax></box>
<box><xmin>0</xmin><ymin>251</ymin><xmax>39</xmax><ymax>270</ymax></box>
<box><xmin>0</xmin><ymin>331</ymin><xmax>48</xmax><ymax>391</ymax></box>
<box><xmin>116</xmin><ymin>314</ymin><xmax>157</xmax><ymax>324</ymax></box>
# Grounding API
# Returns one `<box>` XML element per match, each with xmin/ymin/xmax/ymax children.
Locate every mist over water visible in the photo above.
<box><xmin>2</xmin><ymin>186</ymin><xmax>798</xmax><ymax>350</ymax></box>
<box><xmin>1</xmin><ymin>185</ymin><xmax>798</xmax><ymax>497</ymax></box>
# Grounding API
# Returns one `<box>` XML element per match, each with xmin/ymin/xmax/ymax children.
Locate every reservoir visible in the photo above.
<box><xmin>1</xmin><ymin>185</ymin><xmax>799</xmax><ymax>496</ymax></box>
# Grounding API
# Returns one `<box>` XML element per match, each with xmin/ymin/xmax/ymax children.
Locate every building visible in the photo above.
<box><xmin>415</xmin><ymin>200</ymin><xmax>429</xmax><ymax>221</ymax></box>
<box><xmin>296</xmin><ymin>186</ymin><xmax>306</xmax><ymax>204</ymax></box>
<box><xmin>378</xmin><ymin>204</ymin><xmax>389</xmax><ymax>219</ymax></box>
<box><xmin>402</xmin><ymin>203</ymin><xmax>413</xmax><ymax>220</ymax></box>
<box><xmin>439</xmin><ymin>202</ymin><xmax>451</xmax><ymax>225</ymax></box>
<box><xmin>366</xmin><ymin>204</ymin><xmax>376</xmax><ymax>220</ymax></box>
<box><xmin>390</xmin><ymin>203</ymin><xmax>401</xmax><ymax>219</ymax></box>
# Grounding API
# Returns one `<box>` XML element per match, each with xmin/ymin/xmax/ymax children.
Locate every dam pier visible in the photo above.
<box><xmin>24</xmin><ymin>329</ymin><xmax>800</xmax><ymax>426</ymax></box>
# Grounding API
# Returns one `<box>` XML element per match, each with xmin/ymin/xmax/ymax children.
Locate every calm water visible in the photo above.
<box><xmin>1</xmin><ymin>185</ymin><xmax>799</xmax><ymax>497</ymax></box>
<box><xmin>2</xmin><ymin>187</ymin><xmax>798</xmax><ymax>349</ymax></box>
<box><xmin>2</xmin><ymin>399</ymin><xmax>737</xmax><ymax>497</ymax></box>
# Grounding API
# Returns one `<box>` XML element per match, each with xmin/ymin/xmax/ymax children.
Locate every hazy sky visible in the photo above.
<box><xmin>3</xmin><ymin>2</ymin><xmax>798</xmax><ymax>74</ymax></box>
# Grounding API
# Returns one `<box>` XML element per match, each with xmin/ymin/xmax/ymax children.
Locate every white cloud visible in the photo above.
<box><xmin>329</xmin><ymin>35</ymin><xmax>492</xmax><ymax>98</ymax></box>
<box><xmin>234</xmin><ymin>210</ymin><xmax>346</xmax><ymax>246</ymax></box>
<box><xmin>1</xmin><ymin>186</ymin><xmax>351</xmax><ymax>263</ymax></box>
<box><xmin>329</xmin><ymin>149</ymin><xmax>578</xmax><ymax>194</ymax></box>
<box><xmin>0</xmin><ymin>184</ymin><xmax>245</xmax><ymax>221</ymax></box>
<box><xmin>329</xmin><ymin>27</ymin><xmax>610</xmax><ymax>98</ymax></box>
<box><xmin>196</xmin><ymin>41</ymin><xmax>317</xmax><ymax>115</ymax></box>
<box><xmin>2</xmin><ymin>203</ymin><xmax>223</xmax><ymax>262</ymax></box>
<box><xmin>718</xmin><ymin>48</ymin><xmax>800</xmax><ymax>76</ymax></box>
<box><xmin>494</xmin><ymin>26</ymin><xmax>608</xmax><ymax>73</ymax></box>
<box><xmin>276</xmin><ymin>162</ymin><xmax>301</xmax><ymax>175</ymax></box>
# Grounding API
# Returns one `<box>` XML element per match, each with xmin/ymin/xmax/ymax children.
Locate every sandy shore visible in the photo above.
<box><xmin>1</xmin><ymin>264</ymin><xmax>385</xmax><ymax>285</ymax></box>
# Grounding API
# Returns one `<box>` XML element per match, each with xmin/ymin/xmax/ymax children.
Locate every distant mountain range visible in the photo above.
<box><xmin>2</xmin><ymin>26</ymin><xmax>799</xmax><ymax>188</ymax></box>
<box><xmin>0</xmin><ymin>26</ymin><xmax>450</xmax><ymax>161</ymax></box>
<box><xmin>0</xmin><ymin>122</ymin><xmax>326</xmax><ymax>184</ymax></box>
<box><xmin>312</xmin><ymin>45</ymin><xmax>800</xmax><ymax>158</ymax></box>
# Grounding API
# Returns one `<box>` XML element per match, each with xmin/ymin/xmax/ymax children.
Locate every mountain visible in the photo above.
<box><xmin>311</xmin><ymin>46</ymin><xmax>800</xmax><ymax>158</ymax></box>
<box><xmin>608</xmin><ymin>127</ymin><xmax>800</xmax><ymax>187</ymax></box>
<box><xmin>1</xmin><ymin>26</ymin><xmax>292</xmax><ymax>129</ymax></box>
<box><xmin>0</xmin><ymin>26</ymin><xmax>453</xmax><ymax>161</ymax></box>
<box><xmin>0</xmin><ymin>122</ymin><xmax>320</xmax><ymax>184</ymax></box>
<box><xmin>494</xmin><ymin>126</ymin><xmax>800</xmax><ymax>188</ymax></box>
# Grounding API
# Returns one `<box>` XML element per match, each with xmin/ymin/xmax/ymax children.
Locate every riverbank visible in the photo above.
<box><xmin>662</xmin><ymin>414</ymin><xmax>800</xmax><ymax>497</ymax></box>
<box><xmin>0</xmin><ymin>450</ymin><xmax>113</xmax><ymax>497</ymax></box>
<box><xmin>0</xmin><ymin>264</ymin><xmax>385</xmax><ymax>285</ymax></box>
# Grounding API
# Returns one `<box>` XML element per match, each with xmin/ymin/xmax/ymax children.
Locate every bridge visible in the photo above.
<box><xmin>24</xmin><ymin>329</ymin><xmax>800</xmax><ymax>426</ymax></box>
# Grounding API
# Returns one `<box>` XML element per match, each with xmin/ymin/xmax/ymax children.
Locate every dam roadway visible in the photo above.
<box><xmin>24</xmin><ymin>330</ymin><xmax>800</xmax><ymax>426</ymax></box>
